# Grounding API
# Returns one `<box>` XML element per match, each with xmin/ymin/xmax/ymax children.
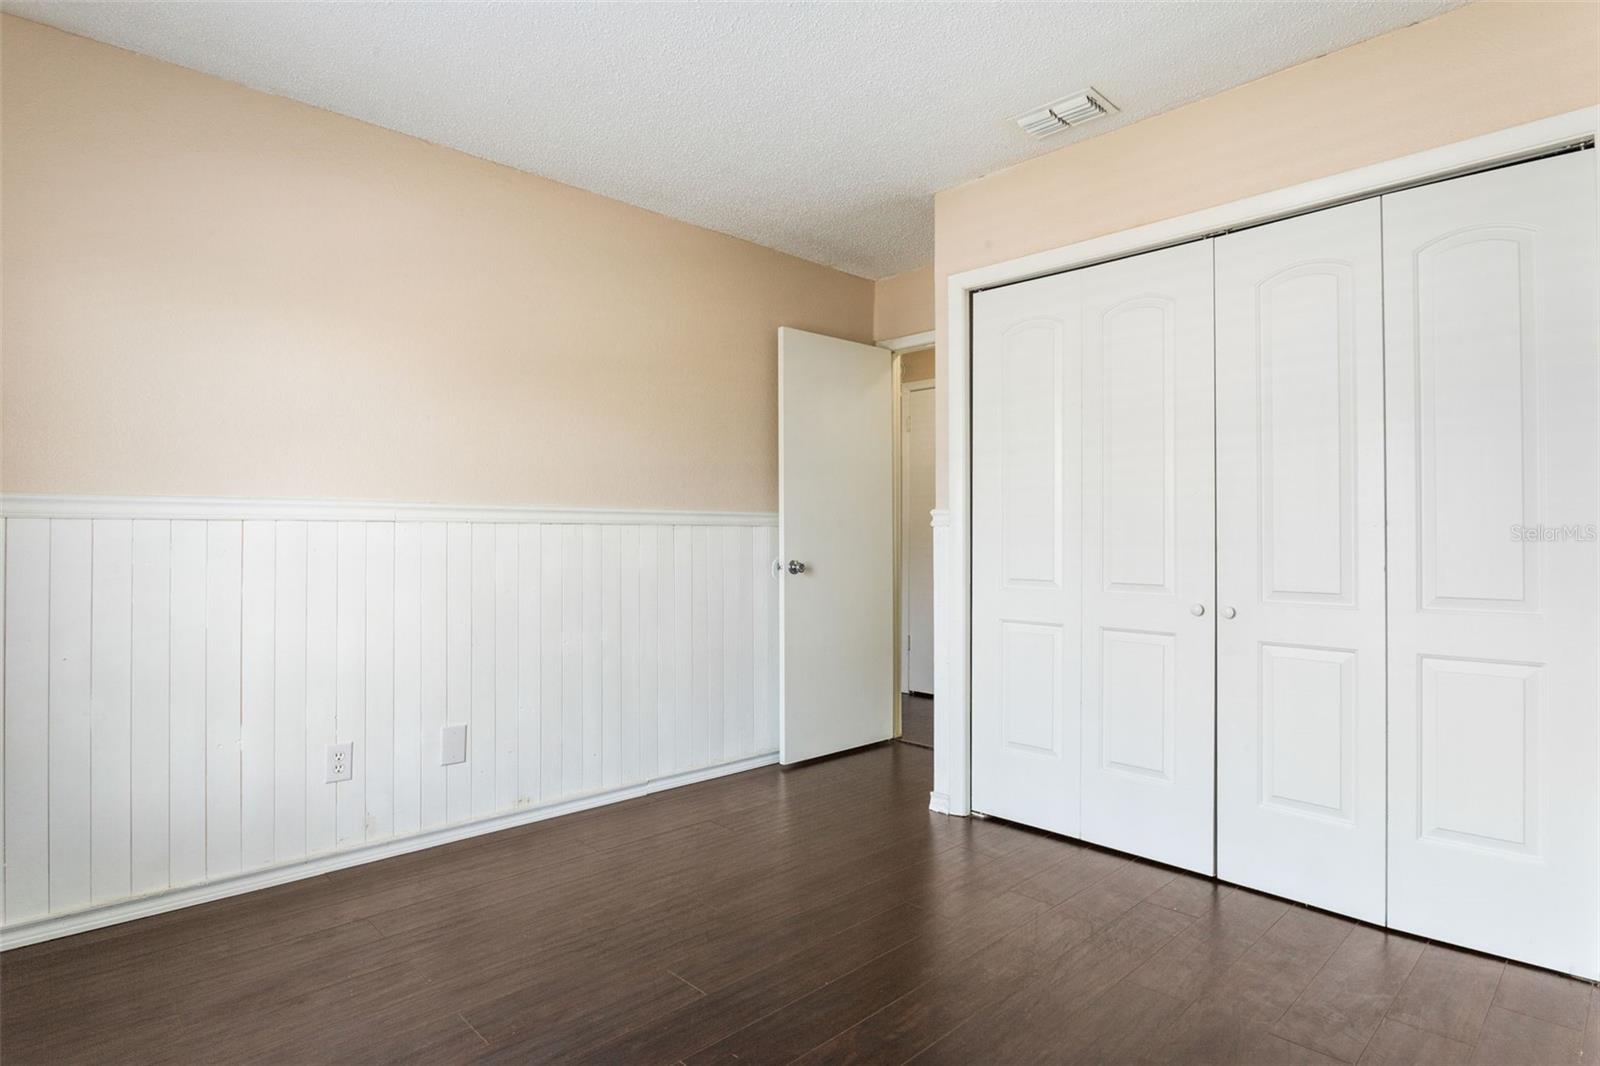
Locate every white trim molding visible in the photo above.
<box><xmin>0</xmin><ymin>493</ymin><xmax>776</xmax><ymax>526</ymax></box>
<box><xmin>0</xmin><ymin>753</ymin><xmax>777</xmax><ymax>950</ymax></box>
<box><xmin>937</xmin><ymin>107</ymin><xmax>1598</xmax><ymax>823</ymax></box>
<box><xmin>877</xmin><ymin>330</ymin><xmax>936</xmax><ymax>353</ymax></box>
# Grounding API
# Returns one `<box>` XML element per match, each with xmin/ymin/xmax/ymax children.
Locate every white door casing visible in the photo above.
<box><xmin>901</xmin><ymin>381</ymin><xmax>937</xmax><ymax>695</ymax></box>
<box><xmin>1078</xmin><ymin>240</ymin><xmax>1217</xmax><ymax>874</ymax></box>
<box><xmin>971</xmin><ymin>273</ymin><xmax>1081</xmax><ymax>836</ymax></box>
<box><xmin>1214</xmin><ymin>200</ymin><xmax>1388</xmax><ymax>922</ymax></box>
<box><xmin>1384</xmin><ymin>150</ymin><xmax>1599</xmax><ymax>978</ymax></box>
<box><xmin>777</xmin><ymin>327</ymin><xmax>895</xmax><ymax>764</ymax></box>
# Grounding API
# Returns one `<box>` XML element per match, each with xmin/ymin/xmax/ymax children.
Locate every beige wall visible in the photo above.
<box><xmin>0</xmin><ymin>16</ymin><xmax>874</xmax><ymax>513</ymax></box>
<box><xmin>901</xmin><ymin>347</ymin><xmax>934</xmax><ymax>384</ymax></box>
<box><xmin>932</xmin><ymin>0</ymin><xmax>1600</xmax><ymax>504</ymax></box>
<box><xmin>873</xmin><ymin>263</ymin><xmax>934</xmax><ymax>342</ymax></box>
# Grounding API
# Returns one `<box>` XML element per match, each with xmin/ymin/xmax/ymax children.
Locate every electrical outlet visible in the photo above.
<box><xmin>441</xmin><ymin>724</ymin><xmax>467</xmax><ymax>766</ymax></box>
<box><xmin>325</xmin><ymin>742</ymin><xmax>353</xmax><ymax>783</ymax></box>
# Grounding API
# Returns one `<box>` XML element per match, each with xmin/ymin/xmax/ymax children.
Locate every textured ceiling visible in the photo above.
<box><xmin>5</xmin><ymin>1</ymin><xmax>1461</xmax><ymax>278</ymax></box>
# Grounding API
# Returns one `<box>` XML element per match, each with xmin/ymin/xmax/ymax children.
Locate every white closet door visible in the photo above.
<box><xmin>1385</xmin><ymin>150</ymin><xmax>1598</xmax><ymax>978</ymax></box>
<box><xmin>971</xmin><ymin>272</ymin><xmax>1081</xmax><ymax>836</ymax></box>
<box><xmin>1080</xmin><ymin>240</ymin><xmax>1215</xmax><ymax>873</ymax></box>
<box><xmin>1215</xmin><ymin>201</ymin><xmax>1387</xmax><ymax>922</ymax></box>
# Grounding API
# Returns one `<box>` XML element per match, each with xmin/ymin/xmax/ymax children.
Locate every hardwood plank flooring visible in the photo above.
<box><xmin>2</xmin><ymin>741</ymin><xmax>1594</xmax><ymax>1065</ymax></box>
<box><xmin>899</xmin><ymin>694</ymin><xmax>932</xmax><ymax>749</ymax></box>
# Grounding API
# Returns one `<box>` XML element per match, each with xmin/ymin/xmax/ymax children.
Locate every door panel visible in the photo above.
<box><xmin>901</xmin><ymin>383</ymin><xmax>936</xmax><ymax>694</ymax></box>
<box><xmin>1384</xmin><ymin>150</ymin><xmax>1598</xmax><ymax>978</ymax></box>
<box><xmin>1215</xmin><ymin>200</ymin><xmax>1386</xmax><ymax>922</ymax></box>
<box><xmin>778</xmin><ymin>327</ymin><xmax>894</xmax><ymax>764</ymax></box>
<box><xmin>971</xmin><ymin>273</ymin><xmax>1080</xmax><ymax>836</ymax></box>
<box><xmin>1079</xmin><ymin>240</ymin><xmax>1215</xmax><ymax>874</ymax></box>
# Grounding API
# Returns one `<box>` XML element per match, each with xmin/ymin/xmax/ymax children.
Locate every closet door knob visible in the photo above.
<box><xmin>1190</xmin><ymin>603</ymin><xmax>1206</xmax><ymax>617</ymax></box>
<box><xmin>1221</xmin><ymin>606</ymin><xmax>1237</xmax><ymax>620</ymax></box>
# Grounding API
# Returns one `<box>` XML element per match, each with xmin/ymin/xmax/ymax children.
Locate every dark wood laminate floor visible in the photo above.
<box><xmin>2</xmin><ymin>742</ymin><xmax>1595</xmax><ymax>1065</ymax></box>
<box><xmin>899</xmin><ymin>693</ymin><xmax>933</xmax><ymax>749</ymax></box>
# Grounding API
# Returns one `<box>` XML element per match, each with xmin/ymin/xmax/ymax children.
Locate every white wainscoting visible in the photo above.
<box><xmin>0</xmin><ymin>496</ymin><xmax>779</xmax><ymax>947</ymax></box>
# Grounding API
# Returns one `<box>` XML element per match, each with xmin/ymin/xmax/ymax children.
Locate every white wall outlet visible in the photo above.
<box><xmin>441</xmin><ymin>723</ymin><xmax>467</xmax><ymax>766</ymax></box>
<box><xmin>325</xmin><ymin>742</ymin><xmax>353</xmax><ymax>783</ymax></box>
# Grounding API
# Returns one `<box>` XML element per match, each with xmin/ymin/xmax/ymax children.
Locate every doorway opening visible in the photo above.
<box><xmin>892</xmin><ymin>341</ymin><xmax>935</xmax><ymax>750</ymax></box>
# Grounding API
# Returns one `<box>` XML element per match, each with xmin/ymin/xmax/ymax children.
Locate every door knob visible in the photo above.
<box><xmin>1190</xmin><ymin>603</ymin><xmax>1206</xmax><ymax>617</ymax></box>
<box><xmin>1221</xmin><ymin>606</ymin><xmax>1237</xmax><ymax>620</ymax></box>
<box><xmin>787</xmin><ymin>560</ymin><xmax>807</xmax><ymax>575</ymax></box>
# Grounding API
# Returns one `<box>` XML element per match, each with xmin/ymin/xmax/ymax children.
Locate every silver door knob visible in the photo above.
<box><xmin>787</xmin><ymin>560</ymin><xmax>807</xmax><ymax>575</ymax></box>
<box><xmin>1221</xmin><ymin>606</ymin><xmax>1237</xmax><ymax>620</ymax></box>
<box><xmin>1190</xmin><ymin>603</ymin><xmax>1206</xmax><ymax>617</ymax></box>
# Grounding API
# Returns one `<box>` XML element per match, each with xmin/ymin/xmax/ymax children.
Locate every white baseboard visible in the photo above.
<box><xmin>0</xmin><ymin>752</ymin><xmax>777</xmax><ymax>951</ymax></box>
<box><xmin>928</xmin><ymin>790</ymin><xmax>954</xmax><ymax>815</ymax></box>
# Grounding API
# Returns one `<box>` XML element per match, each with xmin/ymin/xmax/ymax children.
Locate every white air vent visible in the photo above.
<box><xmin>1014</xmin><ymin>89</ymin><xmax>1116</xmax><ymax>139</ymax></box>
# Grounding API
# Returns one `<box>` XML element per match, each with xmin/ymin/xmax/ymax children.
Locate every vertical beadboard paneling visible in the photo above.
<box><xmin>690</xmin><ymin>526</ymin><xmax>710</xmax><ymax>770</ymax></box>
<box><xmin>493</xmin><ymin>525</ymin><xmax>518</xmax><ymax>810</ymax></box>
<box><xmin>205</xmin><ymin>522</ymin><xmax>243</xmax><ymax>878</ymax></box>
<box><xmin>539</xmin><ymin>525</ymin><xmax>563</xmax><ymax>802</ymax></box>
<box><xmin>240</xmin><ymin>521</ymin><xmax>276</xmax><ymax>872</ymax></box>
<box><xmin>304</xmin><ymin>523</ymin><xmax>338</xmax><ymax>855</ymax></box>
<box><xmin>129</xmin><ymin>521</ymin><xmax>171</xmax><ymax>896</ymax></box>
<box><xmin>444</xmin><ymin>523</ymin><xmax>472</xmax><ymax>823</ymax></box>
<box><xmin>2</xmin><ymin>509</ymin><xmax>778</xmax><ymax>937</ymax></box>
<box><xmin>705</xmin><ymin>527</ymin><xmax>725</xmax><ymax>767</ymax></box>
<box><xmin>49</xmin><ymin>520</ymin><xmax>93</xmax><ymax>912</ymax></box>
<box><xmin>654</xmin><ymin>526</ymin><xmax>675</xmax><ymax>779</ymax></box>
<box><xmin>601</xmin><ymin>526</ymin><xmax>622</xmax><ymax>790</ymax></box>
<box><xmin>723</xmin><ymin>526</ymin><xmax>750</xmax><ymax>762</ymax></box>
<box><xmin>333</xmin><ymin>522</ymin><xmax>365</xmax><ymax>847</ymax></box>
<box><xmin>364</xmin><ymin>523</ymin><xmax>395</xmax><ymax>840</ymax></box>
<box><xmin>393</xmin><ymin>523</ymin><xmax>422</xmax><ymax>837</ymax></box>
<box><xmin>560</xmin><ymin>525</ymin><xmax>583</xmax><ymax>796</ymax></box>
<box><xmin>90</xmin><ymin>520</ymin><xmax>134</xmax><ymax>903</ymax></box>
<box><xmin>419</xmin><ymin>523</ymin><xmax>448</xmax><ymax>829</ymax></box>
<box><xmin>516</xmin><ymin>525</ymin><xmax>541</xmax><ymax>806</ymax></box>
<box><xmin>753</xmin><ymin>525</ymin><xmax>776</xmax><ymax>757</ymax></box>
<box><xmin>168</xmin><ymin>522</ymin><xmax>207</xmax><ymax>886</ymax></box>
<box><xmin>673</xmin><ymin>527</ymin><xmax>693</xmax><ymax>774</ymax></box>
<box><xmin>620</xmin><ymin>526</ymin><xmax>640</xmax><ymax>786</ymax></box>
<box><xmin>469</xmin><ymin>524</ymin><xmax>496</xmax><ymax>815</ymax></box>
<box><xmin>273</xmin><ymin>522</ymin><xmax>307</xmax><ymax>864</ymax></box>
<box><xmin>5</xmin><ymin>520</ymin><xmax>51</xmax><ymax>921</ymax></box>
<box><xmin>581</xmin><ymin>525</ymin><xmax>603</xmax><ymax>791</ymax></box>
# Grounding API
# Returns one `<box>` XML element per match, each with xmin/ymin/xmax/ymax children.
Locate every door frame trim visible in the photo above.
<box><xmin>937</xmin><ymin>106</ymin><xmax>1598</xmax><ymax>818</ymax></box>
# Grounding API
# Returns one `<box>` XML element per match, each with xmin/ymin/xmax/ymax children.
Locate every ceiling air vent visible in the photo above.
<box><xmin>1014</xmin><ymin>89</ymin><xmax>1116</xmax><ymax>139</ymax></box>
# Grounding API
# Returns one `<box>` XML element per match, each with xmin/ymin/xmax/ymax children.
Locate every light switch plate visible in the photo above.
<box><xmin>441</xmin><ymin>723</ymin><xmax>467</xmax><ymax>766</ymax></box>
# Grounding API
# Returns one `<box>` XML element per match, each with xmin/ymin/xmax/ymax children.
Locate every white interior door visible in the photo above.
<box><xmin>1384</xmin><ymin>151</ymin><xmax>1599</xmax><ymax>978</ymax></box>
<box><xmin>778</xmin><ymin>327</ymin><xmax>894</xmax><ymax>764</ymax></box>
<box><xmin>1215</xmin><ymin>200</ymin><xmax>1387</xmax><ymax>923</ymax></box>
<box><xmin>1079</xmin><ymin>240</ymin><xmax>1216</xmax><ymax>874</ymax></box>
<box><xmin>971</xmin><ymin>273</ymin><xmax>1081</xmax><ymax>837</ymax></box>
<box><xmin>901</xmin><ymin>381</ymin><xmax>936</xmax><ymax>695</ymax></box>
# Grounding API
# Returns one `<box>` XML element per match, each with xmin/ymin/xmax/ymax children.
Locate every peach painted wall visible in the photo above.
<box><xmin>0</xmin><ymin>16</ymin><xmax>875</xmax><ymax>512</ymax></box>
<box><xmin>901</xmin><ymin>348</ymin><xmax>934</xmax><ymax>384</ymax></box>
<box><xmin>872</xmin><ymin>264</ymin><xmax>934</xmax><ymax>342</ymax></box>
<box><xmin>930</xmin><ymin>0</ymin><xmax>1600</xmax><ymax>504</ymax></box>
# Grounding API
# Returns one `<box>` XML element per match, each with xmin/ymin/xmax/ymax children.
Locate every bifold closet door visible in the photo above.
<box><xmin>1385</xmin><ymin>150</ymin><xmax>1599</xmax><ymax>978</ymax></box>
<box><xmin>1214</xmin><ymin>200</ymin><xmax>1387</xmax><ymax>923</ymax></box>
<box><xmin>971</xmin><ymin>273</ymin><xmax>1081</xmax><ymax>836</ymax></box>
<box><xmin>1080</xmin><ymin>240</ymin><xmax>1216</xmax><ymax>874</ymax></box>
